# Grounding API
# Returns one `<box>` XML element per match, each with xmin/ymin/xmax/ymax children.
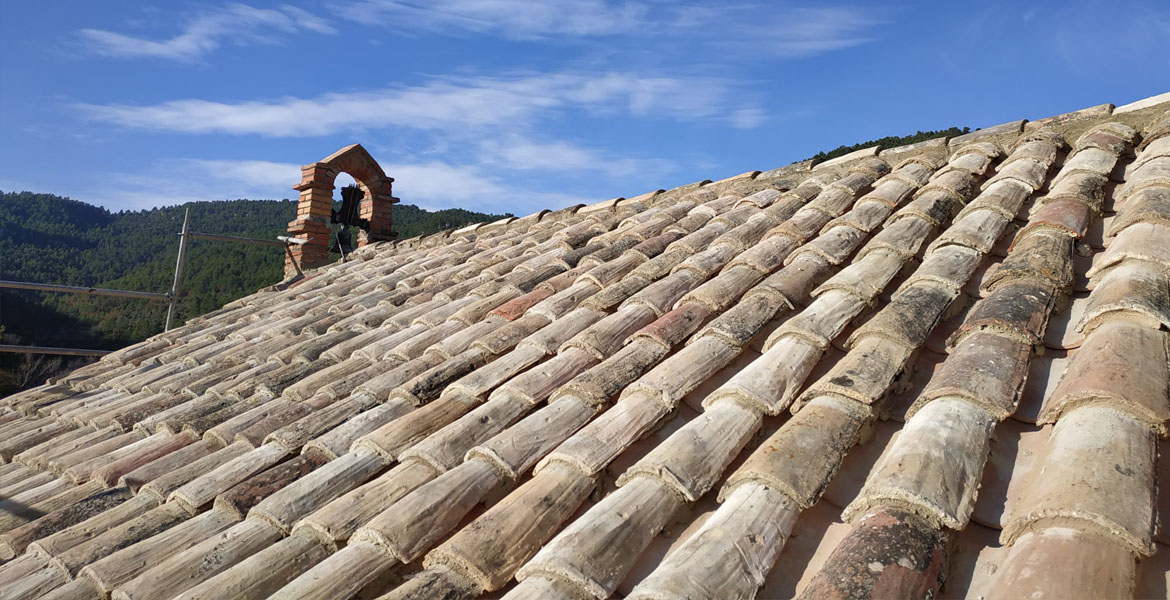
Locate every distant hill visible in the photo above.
<box><xmin>805</xmin><ymin>127</ymin><xmax>971</xmax><ymax>162</ymax></box>
<box><xmin>0</xmin><ymin>191</ymin><xmax>510</xmax><ymax>393</ymax></box>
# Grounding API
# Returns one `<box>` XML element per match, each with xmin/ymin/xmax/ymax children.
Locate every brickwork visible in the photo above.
<box><xmin>286</xmin><ymin>144</ymin><xmax>396</xmax><ymax>277</ymax></box>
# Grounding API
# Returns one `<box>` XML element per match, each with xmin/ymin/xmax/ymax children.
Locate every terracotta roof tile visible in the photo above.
<box><xmin>4</xmin><ymin>100</ymin><xmax>1170</xmax><ymax>600</ymax></box>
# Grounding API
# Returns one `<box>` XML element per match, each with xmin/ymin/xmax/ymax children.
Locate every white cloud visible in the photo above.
<box><xmin>76</xmin><ymin>159</ymin><xmax>301</xmax><ymax>211</ymax></box>
<box><xmin>361</xmin><ymin>160</ymin><xmax>596</xmax><ymax>213</ymax></box>
<box><xmin>77</xmin><ymin>72</ymin><xmax>763</xmax><ymax>136</ymax></box>
<box><xmin>79</xmin><ymin>3</ymin><xmax>336</xmax><ymax>61</ymax></box>
<box><xmin>689</xmin><ymin>5</ymin><xmax>881</xmax><ymax>58</ymax></box>
<box><xmin>77</xmin><ymin>1</ymin><xmax>884</xmax><ymax>63</ymax></box>
<box><xmin>336</xmin><ymin>0</ymin><xmax>647</xmax><ymax>38</ymax></box>
<box><xmin>490</xmin><ymin>140</ymin><xmax>599</xmax><ymax>171</ymax></box>
<box><xmin>730</xmin><ymin>107</ymin><xmax>766</xmax><ymax>129</ymax></box>
<box><xmin>336</xmin><ymin>1</ymin><xmax>883</xmax><ymax>58</ymax></box>
<box><xmin>180</xmin><ymin>159</ymin><xmax>302</xmax><ymax>189</ymax></box>
<box><xmin>60</xmin><ymin>2</ymin><xmax>889</xmax><ymax>215</ymax></box>
<box><xmin>382</xmin><ymin>161</ymin><xmax>510</xmax><ymax>211</ymax></box>
<box><xmin>42</xmin><ymin>156</ymin><xmax>591</xmax><ymax>215</ymax></box>
<box><xmin>477</xmin><ymin>135</ymin><xmax>674</xmax><ymax>179</ymax></box>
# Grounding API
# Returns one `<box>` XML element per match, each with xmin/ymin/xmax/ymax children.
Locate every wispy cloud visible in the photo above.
<box><xmin>335</xmin><ymin>1</ymin><xmax>884</xmax><ymax>58</ymax></box>
<box><xmin>180</xmin><ymin>158</ymin><xmax>302</xmax><ymax>190</ymax></box>
<box><xmin>81</xmin><ymin>159</ymin><xmax>302</xmax><ymax>210</ymax></box>
<box><xmin>380</xmin><ymin>159</ymin><xmax>596</xmax><ymax>213</ymax></box>
<box><xmin>71</xmin><ymin>68</ymin><xmax>711</xmax><ymax>213</ymax></box>
<box><xmin>77</xmin><ymin>71</ymin><xmax>763</xmax><ymax>135</ymax></box>
<box><xmin>668</xmin><ymin>4</ymin><xmax>882</xmax><ymax>58</ymax></box>
<box><xmin>37</xmin><ymin>156</ymin><xmax>592</xmax><ymax>214</ymax></box>
<box><xmin>337</xmin><ymin>0</ymin><xmax>647</xmax><ymax>38</ymax></box>
<box><xmin>57</xmin><ymin>2</ymin><xmax>890</xmax><ymax>215</ymax></box>
<box><xmin>476</xmin><ymin>134</ymin><xmax>674</xmax><ymax>179</ymax></box>
<box><xmin>378</xmin><ymin>160</ymin><xmax>595</xmax><ymax>213</ymax></box>
<box><xmin>78</xmin><ymin>3</ymin><xmax>335</xmax><ymax>61</ymax></box>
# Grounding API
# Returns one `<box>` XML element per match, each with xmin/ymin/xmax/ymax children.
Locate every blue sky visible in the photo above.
<box><xmin>1</xmin><ymin>1</ymin><xmax>1168</xmax><ymax>216</ymax></box>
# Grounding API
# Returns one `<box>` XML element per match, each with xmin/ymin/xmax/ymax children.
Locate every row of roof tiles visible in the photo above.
<box><xmin>0</xmin><ymin>95</ymin><xmax>1168</xmax><ymax>600</ymax></box>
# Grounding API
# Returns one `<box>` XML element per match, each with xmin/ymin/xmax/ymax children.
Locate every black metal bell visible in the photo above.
<box><xmin>329</xmin><ymin>228</ymin><xmax>354</xmax><ymax>254</ymax></box>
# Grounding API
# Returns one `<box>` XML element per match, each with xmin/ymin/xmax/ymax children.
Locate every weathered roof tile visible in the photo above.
<box><xmin>5</xmin><ymin>94</ymin><xmax>1170</xmax><ymax>600</ymax></box>
<box><xmin>1040</xmin><ymin>320</ymin><xmax>1170</xmax><ymax>429</ymax></box>
<box><xmin>1003</xmin><ymin>405</ymin><xmax>1156</xmax><ymax>555</ymax></box>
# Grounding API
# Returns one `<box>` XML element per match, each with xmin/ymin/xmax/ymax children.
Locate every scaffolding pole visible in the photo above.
<box><xmin>0</xmin><ymin>280</ymin><xmax>169</xmax><ymax>300</ymax></box>
<box><xmin>188</xmin><ymin>231</ymin><xmax>286</xmax><ymax>247</ymax></box>
<box><xmin>164</xmin><ymin>208</ymin><xmax>191</xmax><ymax>331</ymax></box>
<box><xmin>0</xmin><ymin>345</ymin><xmax>110</xmax><ymax>357</ymax></box>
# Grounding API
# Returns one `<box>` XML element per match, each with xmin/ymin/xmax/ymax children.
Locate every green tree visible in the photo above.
<box><xmin>805</xmin><ymin>127</ymin><xmax>972</xmax><ymax>162</ymax></box>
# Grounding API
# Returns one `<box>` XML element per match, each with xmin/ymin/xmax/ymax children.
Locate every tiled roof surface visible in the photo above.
<box><xmin>2</xmin><ymin>93</ymin><xmax>1170</xmax><ymax>600</ymax></box>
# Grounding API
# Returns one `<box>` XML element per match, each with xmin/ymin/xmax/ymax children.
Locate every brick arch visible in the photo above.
<box><xmin>286</xmin><ymin>144</ymin><xmax>397</xmax><ymax>276</ymax></box>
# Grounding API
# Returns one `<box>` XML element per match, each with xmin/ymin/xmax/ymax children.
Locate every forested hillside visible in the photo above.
<box><xmin>806</xmin><ymin>126</ymin><xmax>971</xmax><ymax>162</ymax></box>
<box><xmin>0</xmin><ymin>191</ymin><xmax>509</xmax><ymax>393</ymax></box>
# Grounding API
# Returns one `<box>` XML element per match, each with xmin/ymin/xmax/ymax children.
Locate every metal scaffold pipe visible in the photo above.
<box><xmin>0</xmin><ymin>280</ymin><xmax>169</xmax><ymax>300</ymax></box>
<box><xmin>164</xmin><ymin>207</ymin><xmax>191</xmax><ymax>331</ymax></box>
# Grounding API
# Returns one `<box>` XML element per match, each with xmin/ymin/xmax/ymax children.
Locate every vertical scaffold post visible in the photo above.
<box><xmin>164</xmin><ymin>208</ymin><xmax>191</xmax><ymax>331</ymax></box>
